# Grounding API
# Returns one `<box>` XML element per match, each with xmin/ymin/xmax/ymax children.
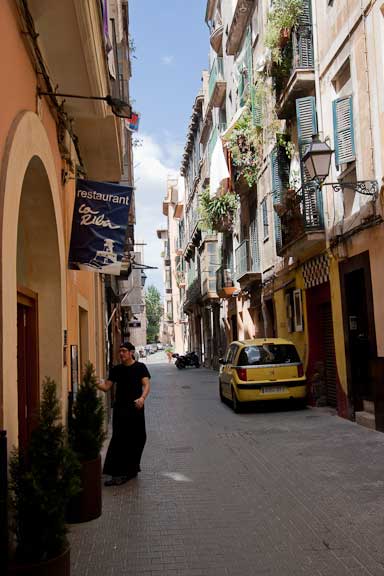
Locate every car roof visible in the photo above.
<box><xmin>229</xmin><ymin>338</ymin><xmax>297</xmax><ymax>347</ymax></box>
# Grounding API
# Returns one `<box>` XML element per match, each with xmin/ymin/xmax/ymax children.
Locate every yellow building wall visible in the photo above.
<box><xmin>273</xmin><ymin>269</ymin><xmax>307</xmax><ymax>366</ymax></box>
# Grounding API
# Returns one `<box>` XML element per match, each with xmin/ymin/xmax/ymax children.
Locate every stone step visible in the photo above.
<box><xmin>355</xmin><ymin>410</ymin><xmax>376</xmax><ymax>430</ymax></box>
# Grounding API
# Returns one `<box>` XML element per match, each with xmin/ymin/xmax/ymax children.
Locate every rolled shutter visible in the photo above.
<box><xmin>332</xmin><ymin>96</ymin><xmax>355</xmax><ymax>167</ymax></box>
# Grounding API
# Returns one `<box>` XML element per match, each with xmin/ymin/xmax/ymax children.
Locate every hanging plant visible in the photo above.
<box><xmin>224</xmin><ymin>104</ymin><xmax>263</xmax><ymax>188</ymax></box>
<box><xmin>199</xmin><ymin>189</ymin><xmax>239</xmax><ymax>233</ymax></box>
<box><xmin>265</xmin><ymin>0</ymin><xmax>303</xmax><ymax>65</ymax></box>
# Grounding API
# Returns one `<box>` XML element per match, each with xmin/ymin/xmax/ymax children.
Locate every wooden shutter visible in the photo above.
<box><xmin>333</xmin><ymin>96</ymin><xmax>355</xmax><ymax>167</ymax></box>
<box><xmin>271</xmin><ymin>147</ymin><xmax>290</xmax><ymax>253</ymax></box>
<box><xmin>296</xmin><ymin>96</ymin><xmax>317</xmax><ymax>144</ymax></box>
<box><xmin>249</xmin><ymin>216</ymin><xmax>260</xmax><ymax>272</ymax></box>
<box><xmin>296</xmin><ymin>0</ymin><xmax>313</xmax><ymax>68</ymax></box>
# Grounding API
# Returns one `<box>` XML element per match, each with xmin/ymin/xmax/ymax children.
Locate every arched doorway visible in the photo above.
<box><xmin>0</xmin><ymin>111</ymin><xmax>66</xmax><ymax>450</ymax></box>
<box><xmin>16</xmin><ymin>156</ymin><xmax>62</xmax><ymax>449</ymax></box>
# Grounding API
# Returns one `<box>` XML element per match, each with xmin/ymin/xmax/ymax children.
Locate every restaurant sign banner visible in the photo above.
<box><xmin>68</xmin><ymin>179</ymin><xmax>133</xmax><ymax>275</ymax></box>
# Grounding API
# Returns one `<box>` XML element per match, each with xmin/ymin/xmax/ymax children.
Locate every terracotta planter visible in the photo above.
<box><xmin>7</xmin><ymin>546</ymin><xmax>70</xmax><ymax>576</ymax></box>
<box><xmin>66</xmin><ymin>454</ymin><xmax>102</xmax><ymax>523</ymax></box>
<box><xmin>279</xmin><ymin>27</ymin><xmax>291</xmax><ymax>48</ymax></box>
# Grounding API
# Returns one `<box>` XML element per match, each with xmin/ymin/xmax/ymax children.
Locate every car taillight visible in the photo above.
<box><xmin>236</xmin><ymin>368</ymin><xmax>247</xmax><ymax>381</ymax></box>
<box><xmin>297</xmin><ymin>364</ymin><xmax>304</xmax><ymax>377</ymax></box>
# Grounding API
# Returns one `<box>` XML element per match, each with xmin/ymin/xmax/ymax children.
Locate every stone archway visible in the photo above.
<box><xmin>0</xmin><ymin>111</ymin><xmax>66</xmax><ymax>448</ymax></box>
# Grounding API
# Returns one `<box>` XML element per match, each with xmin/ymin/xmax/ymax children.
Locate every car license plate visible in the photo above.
<box><xmin>262</xmin><ymin>386</ymin><xmax>286</xmax><ymax>394</ymax></box>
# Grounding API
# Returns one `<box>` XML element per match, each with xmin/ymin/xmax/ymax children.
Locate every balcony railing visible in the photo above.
<box><xmin>216</xmin><ymin>266</ymin><xmax>237</xmax><ymax>298</ymax></box>
<box><xmin>275</xmin><ymin>25</ymin><xmax>315</xmax><ymax>116</ymax></box>
<box><xmin>276</xmin><ymin>183</ymin><xmax>325</xmax><ymax>255</ymax></box>
<box><xmin>209</xmin><ymin>57</ymin><xmax>224</xmax><ymax>100</ymax></box>
<box><xmin>235</xmin><ymin>240</ymin><xmax>260</xmax><ymax>281</ymax></box>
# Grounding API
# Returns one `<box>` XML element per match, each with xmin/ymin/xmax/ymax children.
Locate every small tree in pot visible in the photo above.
<box><xmin>67</xmin><ymin>362</ymin><xmax>106</xmax><ymax>523</ymax></box>
<box><xmin>8</xmin><ymin>378</ymin><xmax>80</xmax><ymax>576</ymax></box>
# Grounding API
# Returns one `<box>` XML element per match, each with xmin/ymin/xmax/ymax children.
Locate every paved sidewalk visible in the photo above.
<box><xmin>69</xmin><ymin>363</ymin><xmax>384</xmax><ymax>575</ymax></box>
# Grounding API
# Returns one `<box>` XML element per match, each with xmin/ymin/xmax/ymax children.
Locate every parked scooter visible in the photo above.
<box><xmin>173</xmin><ymin>351</ymin><xmax>200</xmax><ymax>369</ymax></box>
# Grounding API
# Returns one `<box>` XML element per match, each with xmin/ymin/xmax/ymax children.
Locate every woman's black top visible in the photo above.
<box><xmin>109</xmin><ymin>362</ymin><xmax>151</xmax><ymax>410</ymax></box>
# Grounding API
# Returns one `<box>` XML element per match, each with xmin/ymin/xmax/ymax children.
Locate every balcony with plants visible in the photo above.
<box><xmin>265</xmin><ymin>0</ymin><xmax>315</xmax><ymax>118</ymax></box>
<box><xmin>271</xmin><ymin>145</ymin><xmax>325</xmax><ymax>259</ymax></box>
<box><xmin>199</xmin><ymin>188</ymin><xmax>239</xmax><ymax>234</ymax></box>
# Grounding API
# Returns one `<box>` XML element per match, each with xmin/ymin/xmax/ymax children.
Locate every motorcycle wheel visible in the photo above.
<box><xmin>175</xmin><ymin>360</ymin><xmax>184</xmax><ymax>369</ymax></box>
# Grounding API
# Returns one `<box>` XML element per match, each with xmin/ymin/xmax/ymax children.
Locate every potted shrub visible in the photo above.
<box><xmin>67</xmin><ymin>362</ymin><xmax>106</xmax><ymax>523</ymax></box>
<box><xmin>265</xmin><ymin>0</ymin><xmax>303</xmax><ymax>64</ymax></box>
<box><xmin>199</xmin><ymin>189</ymin><xmax>239</xmax><ymax>233</ymax></box>
<box><xmin>7</xmin><ymin>378</ymin><xmax>80</xmax><ymax>576</ymax></box>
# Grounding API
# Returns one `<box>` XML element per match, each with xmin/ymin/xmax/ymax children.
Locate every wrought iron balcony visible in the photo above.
<box><xmin>208</xmin><ymin>57</ymin><xmax>226</xmax><ymax>108</ymax></box>
<box><xmin>216</xmin><ymin>266</ymin><xmax>237</xmax><ymax>298</ymax></box>
<box><xmin>276</xmin><ymin>25</ymin><xmax>315</xmax><ymax>118</ymax></box>
<box><xmin>235</xmin><ymin>240</ymin><xmax>261</xmax><ymax>285</ymax></box>
<box><xmin>275</xmin><ymin>183</ymin><xmax>325</xmax><ymax>258</ymax></box>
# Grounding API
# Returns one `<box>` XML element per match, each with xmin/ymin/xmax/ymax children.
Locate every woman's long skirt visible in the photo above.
<box><xmin>103</xmin><ymin>405</ymin><xmax>146</xmax><ymax>477</ymax></box>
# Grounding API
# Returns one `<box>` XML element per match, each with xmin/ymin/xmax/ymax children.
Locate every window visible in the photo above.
<box><xmin>261</xmin><ymin>198</ymin><xmax>269</xmax><ymax>240</ymax></box>
<box><xmin>238</xmin><ymin>344</ymin><xmax>300</xmax><ymax>366</ymax></box>
<box><xmin>332</xmin><ymin>96</ymin><xmax>355</xmax><ymax>167</ymax></box>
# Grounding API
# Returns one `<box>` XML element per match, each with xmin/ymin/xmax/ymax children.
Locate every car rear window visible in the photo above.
<box><xmin>237</xmin><ymin>344</ymin><xmax>300</xmax><ymax>366</ymax></box>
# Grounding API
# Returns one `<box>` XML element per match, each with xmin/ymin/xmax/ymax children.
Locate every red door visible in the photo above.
<box><xmin>17</xmin><ymin>290</ymin><xmax>39</xmax><ymax>451</ymax></box>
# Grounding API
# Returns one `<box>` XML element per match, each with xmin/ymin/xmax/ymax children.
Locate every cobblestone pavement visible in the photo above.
<box><xmin>69</xmin><ymin>363</ymin><xmax>384</xmax><ymax>575</ymax></box>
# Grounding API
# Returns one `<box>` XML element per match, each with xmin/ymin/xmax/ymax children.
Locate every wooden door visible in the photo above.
<box><xmin>17</xmin><ymin>289</ymin><xmax>39</xmax><ymax>451</ymax></box>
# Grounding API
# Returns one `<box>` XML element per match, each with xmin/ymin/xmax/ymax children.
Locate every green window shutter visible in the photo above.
<box><xmin>251</xmin><ymin>85</ymin><xmax>262</xmax><ymax>127</ymax></box>
<box><xmin>271</xmin><ymin>147</ymin><xmax>290</xmax><ymax>253</ymax></box>
<box><xmin>332</xmin><ymin>96</ymin><xmax>355</xmax><ymax>167</ymax></box>
<box><xmin>249</xmin><ymin>217</ymin><xmax>260</xmax><ymax>272</ymax></box>
<box><xmin>297</xmin><ymin>0</ymin><xmax>312</xmax><ymax>26</ymax></box>
<box><xmin>295</xmin><ymin>0</ymin><xmax>314</xmax><ymax>68</ymax></box>
<box><xmin>296</xmin><ymin>96</ymin><xmax>317</xmax><ymax>144</ymax></box>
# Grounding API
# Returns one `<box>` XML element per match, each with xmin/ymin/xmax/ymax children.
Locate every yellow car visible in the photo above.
<box><xmin>219</xmin><ymin>338</ymin><xmax>307</xmax><ymax>412</ymax></box>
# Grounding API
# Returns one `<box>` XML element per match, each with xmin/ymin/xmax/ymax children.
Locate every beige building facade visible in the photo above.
<box><xmin>179</xmin><ymin>0</ymin><xmax>384</xmax><ymax>429</ymax></box>
<box><xmin>0</xmin><ymin>0</ymin><xmax>135</xmax><ymax>455</ymax></box>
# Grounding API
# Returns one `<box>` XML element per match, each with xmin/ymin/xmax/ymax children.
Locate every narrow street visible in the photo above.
<box><xmin>69</xmin><ymin>361</ymin><xmax>384</xmax><ymax>576</ymax></box>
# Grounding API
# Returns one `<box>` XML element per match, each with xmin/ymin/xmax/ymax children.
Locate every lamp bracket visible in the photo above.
<box><xmin>325</xmin><ymin>180</ymin><xmax>378</xmax><ymax>197</ymax></box>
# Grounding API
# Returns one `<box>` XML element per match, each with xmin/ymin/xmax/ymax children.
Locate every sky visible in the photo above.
<box><xmin>129</xmin><ymin>0</ymin><xmax>209</xmax><ymax>295</ymax></box>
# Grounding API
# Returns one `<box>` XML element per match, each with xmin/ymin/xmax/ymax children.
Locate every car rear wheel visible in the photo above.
<box><xmin>232</xmin><ymin>387</ymin><xmax>242</xmax><ymax>413</ymax></box>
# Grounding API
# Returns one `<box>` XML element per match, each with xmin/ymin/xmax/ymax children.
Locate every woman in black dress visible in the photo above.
<box><xmin>98</xmin><ymin>342</ymin><xmax>151</xmax><ymax>486</ymax></box>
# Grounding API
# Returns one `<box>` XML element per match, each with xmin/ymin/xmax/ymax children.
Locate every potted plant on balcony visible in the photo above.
<box><xmin>67</xmin><ymin>362</ymin><xmax>105</xmax><ymax>523</ymax></box>
<box><xmin>199</xmin><ymin>189</ymin><xmax>239</xmax><ymax>233</ymax></box>
<box><xmin>8</xmin><ymin>378</ymin><xmax>80</xmax><ymax>576</ymax></box>
<box><xmin>224</xmin><ymin>105</ymin><xmax>263</xmax><ymax>188</ymax></box>
<box><xmin>265</xmin><ymin>0</ymin><xmax>303</xmax><ymax>64</ymax></box>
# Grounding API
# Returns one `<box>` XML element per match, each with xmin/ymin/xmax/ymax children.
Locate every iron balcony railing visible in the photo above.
<box><xmin>235</xmin><ymin>239</ymin><xmax>260</xmax><ymax>280</ymax></box>
<box><xmin>208</xmin><ymin>57</ymin><xmax>224</xmax><ymax>100</ymax></box>
<box><xmin>216</xmin><ymin>266</ymin><xmax>235</xmax><ymax>292</ymax></box>
<box><xmin>278</xmin><ymin>182</ymin><xmax>324</xmax><ymax>251</ymax></box>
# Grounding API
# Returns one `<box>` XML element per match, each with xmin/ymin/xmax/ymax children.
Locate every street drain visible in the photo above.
<box><xmin>181</xmin><ymin>385</ymin><xmax>191</xmax><ymax>389</ymax></box>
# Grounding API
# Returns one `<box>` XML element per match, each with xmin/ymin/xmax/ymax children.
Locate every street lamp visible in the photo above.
<box><xmin>38</xmin><ymin>91</ymin><xmax>132</xmax><ymax>119</ymax></box>
<box><xmin>302</xmin><ymin>135</ymin><xmax>378</xmax><ymax>197</ymax></box>
<box><xmin>302</xmin><ymin>136</ymin><xmax>333</xmax><ymax>183</ymax></box>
